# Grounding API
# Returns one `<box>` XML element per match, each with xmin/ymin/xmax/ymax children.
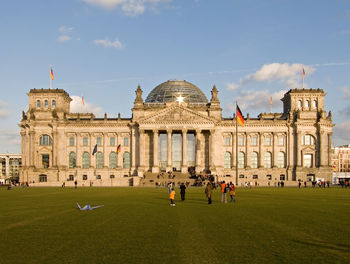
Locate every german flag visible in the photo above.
<box><xmin>50</xmin><ymin>67</ymin><xmax>54</xmax><ymax>80</ymax></box>
<box><xmin>236</xmin><ymin>105</ymin><xmax>244</xmax><ymax>127</ymax></box>
<box><xmin>117</xmin><ymin>144</ymin><xmax>121</xmax><ymax>153</ymax></box>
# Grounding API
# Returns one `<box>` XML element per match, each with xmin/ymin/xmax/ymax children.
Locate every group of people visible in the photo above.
<box><xmin>169</xmin><ymin>180</ymin><xmax>236</xmax><ymax>206</ymax></box>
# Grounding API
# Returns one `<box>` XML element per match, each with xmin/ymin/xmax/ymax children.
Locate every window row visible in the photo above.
<box><xmin>37</xmin><ymin>99</ymin><xmax>56</xmax><ymax>108</ymax></box>
<box><xmin>238</xmin><ymin>174</ymin><xmax>286</xmax><ymax>181</ymax></box>
<box><xmin>297</xmin><ymin>99</ymin><xmax>317</xmax><ymax>109</ymax></box>
<box><xmin>223</xmin><ymin>151</ymin><xmax>286</xmax><ymax>169</ymax></box>
<box><xmin>69</xmin><ymin>151</ymin><xmax>131</xmax><ymax>169</ymax></box>
<box><xmin>224</xmin><ymin>136</ymin><xmax>285</xmax><ymax>146</ymax></box>
<box><xmin>69</xmin><ymin>136</ymin><xmax>128</xmax><ymax>147</ymax></box>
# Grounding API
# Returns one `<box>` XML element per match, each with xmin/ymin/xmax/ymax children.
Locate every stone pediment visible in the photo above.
<box><xmin>139</xmin><ymin>105</ymin><xmax>215</xmax><ymax>125</ymax></box>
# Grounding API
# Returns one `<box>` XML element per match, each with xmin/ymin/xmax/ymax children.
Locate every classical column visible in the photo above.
<box><xmin>297</xmin><ymin>132</ymin><xmax>302</xmax><ymax>167</ymax></box>
<box><xmin>245</xmin><ymin>133</ymin><xmax>250</xmax><ymax>168</ymax></box>
<box><xmin>76</xmin><ymin>133</ymin><xmax>82</xmax><ymax>168</ymax></box>
<box><xmin>139</xmin><ymin>129</ymin><xmax>145</xmax><ymax>169</ymax></box>
<box><xmin>103</xmin><ymin>132</ymin><xmax>107</xmax><ymax>168</ymax></box>
<box><xmin>258</xmin><ymin>132</ymin><xmax>263</xmax><ymax>168</ymax></box>
<box><xmin>5</xmin><ymin>156</ymin><xmax>10</xmax><ymax>178</ymax></box>
<box><xmin>166</xmin><ymin>130</ymin><xmax>172</xmax><ymax>171</ymax></box>
<box><xmin>273</xmin><ymin>133</ymin><xmax>277</xmax><ymax>168</ymax></box>
<box><xmin>195</xmin><ymin>130</ymin><xmax>201</xmax><ymax>173</ymax></box>
<box><xmin>209</xmin><ymin>130</ymin><xmax>216</xmax><ymax>171</ymax></box>
<box><xmin>181</xmin><ymin>129</ymin><xmax>188</xmax><ymax>173</ymax></box>
<box><xmin>231</xmin><ymin>132</ymin><xmax>236</xmax><ymax>169</ymax></box>
<box><xmin>20</xmin><ymin>131</ymin><xmax>26</xmax><ymax>168</ymax></box>
<box><xmin>52</xmin><ymin>129</ymin><xmax>57</xmax><ymax>167</ymax></box>
<box><xmin>152</xmin><ymin>130</ymin><xmax>159</xmax><ymax>173</ymax></box>
<box><xmin>328</xmin><ymin>133</ymin><xmax>332</xmax><ymax>166</ymax></box>
<box><xmin>131</xmin><ymin>129</ymin><xmax>137</xmax><ymax>173</ymax></box>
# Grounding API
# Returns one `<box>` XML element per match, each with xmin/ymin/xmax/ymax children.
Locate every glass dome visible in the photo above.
<box><xmin>145</xmin><ymin>80</ymin><xmax>208</xmax><ymax>104</ymax></box>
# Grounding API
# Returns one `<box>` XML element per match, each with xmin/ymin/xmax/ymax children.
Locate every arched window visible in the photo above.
<box><xmin>123</xmin><ymin>152</ymin><xmax>130</xmax><ymax>169</ymax></box>
<box><xmin>264</xmin><ymin>152</ymin><xmax>272</xmax><ymax>168</ymax></box>
<box><xmin>305</xmin><ymin>100</ymin><xmax>310</xmax><ymax>108</ymax></box>
<box><xmin>69</xmin><ymin>152</ymin><xmax>76</xmax><ymax>168</ymax></box>
<box><xmin>224</xmin><ymin>152</ymin><xmax>231</xmax><ymax>169</ymax></box>
<box><xmin>303</xmin><ymin>134</ymin><xmax>315</xmax><ymax>145</ymax></box>
<box><xmin>39</xmin><ymin>135</ymin><xmax>52</xmax><ymax>146</ymax></box>
<box><xmin>82</xmin><ymin>152</ymin><xmax>90</xmax><ymax>169</ymax></box>
<box><xmin>109</xmin><ymin>152</ymin><xmax>117</xmax><ymax>169</ymax></box>
<box><xmin>238</xmin><ymin>152</ymin><xmax>245</xmax><ymax>169</ymax></box>
<box><xmin>52</xmin><ymin>100</ymin><xmax>56</xmax><ymax>108</ymax></box>
<box><xmin>277</xmin><ymin>152</ymin><xmax>285</xmax><ymax>168</ymax></box>
<box><xmin>251</xmin><ymin>152</ymin><xmax>258</xmax><ymax>169</ymax></box>
<box><xmin>312</xmin><ymin>100</ymin><xmax>317</xmax><ymax>108</ymax></box>
<box><xmin>297</xmin><ymin>100</ymin><xmax>302</xmax><ymax>108</ymax></box>
<box><xmin>37</xmin><ymin>100</ymin><xmax>41</xmax><ymax>108</ymax></box>
<box><xmin>96</xmin><ymin>175</ymin><xmax>101</xmax><ymax>180</ymax></box>
<box><xmin>44</xmin><ymin>100</ymin><xmax>48</xmax><ymax>108</ymax></box>
<box><xmin>96</xmin><ymin>152</ymin><xmax>103</xmax><ymax>169</ymax></box>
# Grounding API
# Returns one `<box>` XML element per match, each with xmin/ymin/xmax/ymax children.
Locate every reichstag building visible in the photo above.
<box><xmin>19</xmin><ymin>80</ymin><xmax>334</xmax><ymax>186</ymax></box>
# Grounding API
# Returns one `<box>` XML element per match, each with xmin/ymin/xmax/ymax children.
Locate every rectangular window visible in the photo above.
<box><xmin>280</xmin><ymin>175</ymin><xmax>286</xmax><ymax>181</ymax></box>
<box><xmin>253</xmin><ymin>175</ymin><xmax>258</xmax><ymax>179</ymax></box>
<box><xmin>68</xmin><ymin>175</ymin><xmax>74</xmax><ymax>181</ymax></box>
<box><xmin>279</xmin><ymin>137</ymin><xmax>284</xmax><ymax>146</ymax></box>
<box><xmin>265</xmin><ymin>137</ymin><xmax>271</xmax><ymax>146</ymax></box>
<box><xmin>42</xmin><ymin>154</ymin><xmax>49</xmax><ymax>168</ymax></box>
<box><xmin>238</xmin><ymin>136</ymin><xmax>244</xmax><ymax>146</ymax></box>
<box><xmin>69</xmin><ymin>137</ymin><xmax>75</xmax><ymax>146</ymax></box>
<box><xmin>251</xmin><ymin>136</ymin><xmax>257</xmax><ymax>146</ymax></box>
<box><xmin>266</xmin><ymin>175</ymin><xmax>272</xmax><ymax>180</ymax></box>
<box><xmin>39</xmin><ymin>175</ymin><xmax>47</xmax><ymax>182</ymax></box>
<box><xmin>110</xmin><ymin>137</ymin><xmax>115</xmax><ymax>146</ymax></box>
<box><xmin>124</xmin><ymin>137</ymin><xmax>129</xmax><ymax>146</ymax></box>
<box><xmin>97</xmin><ymin>137</ymin><xmax>102</xmax><ymax>146</ymax></box>
<box><xmin>83</xmin><ymin>137</ymin><xmax>88</xmax><ymax>146</ymax></box>
<box><xmin>225</xmin><ymin>137</ymin><xmax>231</xmax><ymax>146</ymax></box>
<box><xmin>303</xmin><ymin>154</ymin><xmax>313</xmax><ymax>168</ymax></box>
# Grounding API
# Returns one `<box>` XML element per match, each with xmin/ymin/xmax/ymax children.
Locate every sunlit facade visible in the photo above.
<box><xmin>20</xmin><ymin>80</ymin><xmax>334</xmax><ymax>186</ymax></box>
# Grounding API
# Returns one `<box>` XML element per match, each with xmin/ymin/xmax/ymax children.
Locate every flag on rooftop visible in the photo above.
<box><xmin>50</xmin><ymin>67</ymin><xmax>54</xmax><ymax>80</ymax></box>
<box><xmin>236</xmin><ymin>105</ymin><xmax>244</xmax><ymax>127</ymax></box>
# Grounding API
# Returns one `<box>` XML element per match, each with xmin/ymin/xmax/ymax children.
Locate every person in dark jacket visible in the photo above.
<box><xmin>205</xmin><ymin>182</ymin><xmax>213</xmax><ymax>204</ymax></box>
<box><xmin>180</xmin><ymin>182</ymin><xmax>186</xmax><ymax>201</ymax></box>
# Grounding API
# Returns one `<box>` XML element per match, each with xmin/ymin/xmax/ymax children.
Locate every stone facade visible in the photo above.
<box><xmin>19</xmin><ymin>81</ymin><xmax>334</xmax><ymax>186</ymax></box>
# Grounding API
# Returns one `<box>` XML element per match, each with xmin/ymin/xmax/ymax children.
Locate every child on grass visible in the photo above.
<box><xmin>169</xmin><ymin>188</ymin><xmax>175</xmax><ymax>206</ymax></box>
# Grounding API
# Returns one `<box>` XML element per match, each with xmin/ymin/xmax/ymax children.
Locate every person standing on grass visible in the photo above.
<box><xmin>220</xmin><ymin>181</ymin><xmax>227</xmax><ymax>203</ymax></box>
<box><xmin>169</xmin><ymin>188</ymin><xmax>176</xmax><ymax>206</ymax></box>
<box><xmin>180</xmin><ymin>182</ymin><xmax>186</xmax><ymax>201</ymax></box>
<box><xmin>74</xmin><ymin>180</ymin><xmax>77</xmax><ymax>189</ymax></box>
<box><xmin>205</xmin><ymin>182</ymin><xmax>213</xmax><ymax>204</ymax></box>
<box><xmin>229</xmin><ymin>182</ymin><xmax>236</xmax><ymax>203</ymax></box>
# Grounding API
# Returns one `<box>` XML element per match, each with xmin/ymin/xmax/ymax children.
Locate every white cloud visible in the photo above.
<box><xmin>0</xmin><ymin>128</ymin><xmax>21</xmax><ymax>147</ymax></box>
<box><xmin>341</xmin><ymin>86</ymin><xmax>350</xmax><ymax>99</ymax></box>
<box><xmin>229</xmin><ymin>63</ymin><xmax>316</xmax><ymax>90</ymax></box>
<box><xmin>93</xmin><ymin>38</ymin><xmax>124</xmax><ymax>49</ymax></box>
<box><xmin>227</xmin><ymin>89</ymin><xmax>287</xmax><ymax>113</ymax></box>
<box><xmin>0</xmin><ymin>101</ymin><xmax>10</xmax><ymax>119</ymax></box>
<box><xmin>58</xmin><ymin>26</ymin><xmax>74</xmax><ymax>33</ymax></box>
<box><xmin>81</xmin><ymin>0</ymin><xmax>171</xmax><ymax>16</ymax></box>
<box><xmin>226</xmin><ymin>82</ymin><xmax>239</xmax><ymax>91</ymax></box>
<box><xmin>57</xmin><ymin>35</ymin><xmax>72</xmax><ymax>43</ymax></box>
<box><xmin>70</xmin><ymin>96</ymin><xmax>104</xmax><ymax>117</ymax></box>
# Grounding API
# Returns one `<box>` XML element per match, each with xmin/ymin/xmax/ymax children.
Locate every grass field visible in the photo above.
<box><xmin>0</xmin><ymin>186</ymin><xmax>349</xmax><ymax>264</ymax></box>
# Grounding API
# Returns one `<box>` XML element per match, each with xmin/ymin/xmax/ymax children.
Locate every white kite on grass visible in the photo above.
<box><xmin>77</xmin><ymin>202</ymin><xmax>104</xmax><ymax>210</ymax></box>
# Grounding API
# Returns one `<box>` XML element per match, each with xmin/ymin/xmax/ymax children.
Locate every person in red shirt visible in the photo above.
<box><xmin>229</xmin><ymin>182</ymin><xmax>236</xmax><ymax>203</ymax></box>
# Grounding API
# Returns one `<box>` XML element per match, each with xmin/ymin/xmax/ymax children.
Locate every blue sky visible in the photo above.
<box><xmin>1</xmin><ymin>0</ymin><xmax>350</xmax><ymax>153</ymax></box>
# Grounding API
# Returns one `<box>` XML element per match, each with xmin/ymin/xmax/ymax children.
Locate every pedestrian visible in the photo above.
<box><xmin>304</xmin><ymin>181</ymin><xmax>307</xmax><ymax>188</ymax></box>
<box><xmin>205</xmin><ymin>182</ymin><xmax>213</xmax><ymax>204</ymax></box>
<box><xmin>62</xmin><ymin>182</ymin><xmax>65</xmax><ymax>188</ymax></box>
<box><xmin>220</xmin><ymin>181</ymin><xmax>227</xmax><ymax>203</ymax></box>
<box><xmin>167</xmin><ymin>182</ymin><xmax>172</xmax><ymax>194</ymax></box>
<box><xmin>180</xmin><ymin>182</ymin><xmax>186</xmax><ymax>201</ymax></box>
<box><xmin>298</xmin><ymin>181</ymin><xmax>301</xmax><ymax>188</ymax></box>
<box><xmin>169</xmin><ymin>188</ymin><xmax>176</xmax><ymax>206</ymax></box>
<box><xmin>74</xmin><ymin>180</ymin><xmax>77</xmax><ymax>189</ymax></box>
<box><xmin>229</xmin><ymin>183</ymin><xmax>236</xmax><ymax>203</ymax></box>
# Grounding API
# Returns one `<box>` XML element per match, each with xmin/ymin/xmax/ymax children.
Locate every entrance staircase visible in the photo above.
<box><xmin>139</xmin><ymin>171</ymin><xmax>197</xmax><ymax>187</ymax></box>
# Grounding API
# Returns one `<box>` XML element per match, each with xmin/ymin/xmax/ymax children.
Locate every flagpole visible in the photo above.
<box><xmin>50</xmin><ymin>65</ymin><xmax>52</xmax><ymax>89</ymax></box>
<box><xmin>235</xmin><ymin>101</ymin><xmax>238</xmax><ymax>186</ymax></box>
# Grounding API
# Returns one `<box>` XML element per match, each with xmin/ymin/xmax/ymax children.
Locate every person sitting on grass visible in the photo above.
<box><xmin>169</xmin><ymin>188</ymin><xmax>176</xmax><ymax>206</ymax></box>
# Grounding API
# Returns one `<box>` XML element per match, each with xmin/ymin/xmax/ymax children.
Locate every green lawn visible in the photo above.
<box><xmin>0</xmin><ymin>187</ymin><xmax>349</xmax><ymax>264</ymax></box>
